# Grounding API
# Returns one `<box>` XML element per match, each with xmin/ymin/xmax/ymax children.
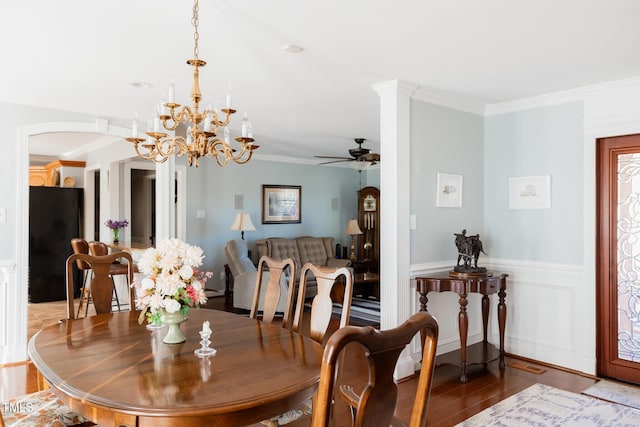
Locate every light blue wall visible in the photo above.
<box><xmin>484</xmin><ymin>102</ymin><xmax>584</xmax><ymax>263</ymax></box>
<box><xmin>183</xmin><ymin>159</ymin><xmax>361</xmax><ymax>286</ymax></box>
<box><xmin>409</xmin><ymin>100</ymin><xmax>485</xmax><ymax>264</ymax></box>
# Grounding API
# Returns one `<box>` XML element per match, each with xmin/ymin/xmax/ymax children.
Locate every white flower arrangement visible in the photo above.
<box><xmin>133</xmin><ymin>238</ymin><xmax>212</xmax><ymax>325</ymax></box>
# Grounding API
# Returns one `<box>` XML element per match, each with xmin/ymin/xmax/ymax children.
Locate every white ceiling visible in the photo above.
<box><xmin>4</xmin><ymin>0</ymin><xmax>640</xmax><ymax>162</ymax></box>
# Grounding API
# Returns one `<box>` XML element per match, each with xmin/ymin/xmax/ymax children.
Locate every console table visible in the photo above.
<box><xmin>414</xmin><ymin>273</ymin><xmax>508</xmax><ymax>382</ymax></box>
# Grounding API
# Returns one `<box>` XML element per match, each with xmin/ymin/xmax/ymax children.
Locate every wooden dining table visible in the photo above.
<box><xmin>28</xmin><ymin>309</ymin><xmax>324</xmax><ymax>427</ymax></box>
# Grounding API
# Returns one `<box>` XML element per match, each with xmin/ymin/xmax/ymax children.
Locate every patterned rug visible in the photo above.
<box><xmin>455</xmin><ymin>383</ymin><xmax>640</xmax><ymax>426</ymax></box>
<box><xmin>333</xmin><ymin>297</ymin><xmax>380</xmax><ymax>325</ymax></box>
<box><xmin>582</xmin><ymin>380</ymin><xmax>640</xmax><ymax>410</ymax></box>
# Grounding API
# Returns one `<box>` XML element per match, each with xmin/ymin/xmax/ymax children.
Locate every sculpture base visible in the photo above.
<box><xmin>449</xmin><ymin>269</ymin><xmax>491</xmax><ymax>278</ymax></box>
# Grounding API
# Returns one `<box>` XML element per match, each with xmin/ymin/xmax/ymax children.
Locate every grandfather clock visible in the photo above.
<box><xmin>357</xmin><ymin>186</ymin><xmax>380</xmax><ymax>271</ymax></box>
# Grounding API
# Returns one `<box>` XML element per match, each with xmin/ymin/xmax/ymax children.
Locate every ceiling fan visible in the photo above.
<box><xmin>315</xmin><ymin>138</ymin><xmax>380</xmax><ymax>166</ymax></box>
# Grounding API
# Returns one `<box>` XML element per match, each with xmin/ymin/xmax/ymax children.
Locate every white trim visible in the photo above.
<box><xmin>124</xmin><ymin>161</ymin><xmax>156</xmax><ymax>245</ymax></box>
<box><xmin>405</xmin><ymin>75</ymin><xmax>640</xmax><ymax>118</ymax></box>
<box><xmin>10</xmin><ymin>121</ymin><xmax>133</xmax><ymax>364</ymax></box>
<box><xmin>486</xmin><ymin>75</ymin><xmax>640</xmax><ymax>116</ymax></box>
<box><xmin>412</xmin><ymin>86</ymin><xmax>485</xmax><ymax>116</ymax></box>
<box><xmin>374</xmin><ymin>79</ymin><xmax>416</xmax><ymax>379</ymax></box>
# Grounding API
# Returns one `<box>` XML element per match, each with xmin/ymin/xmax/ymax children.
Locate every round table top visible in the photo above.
<box><xmin>29</xmin><ymin>309</ymin><xmax>323</xmax><ymax>426</ymax></box>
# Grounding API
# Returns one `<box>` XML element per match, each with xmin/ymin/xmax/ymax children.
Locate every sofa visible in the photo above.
<box><xmin>256</xmin><ymin>236</ymin><xmax>351</xmax><ymax>295</ymax></box>
<box><xmin>227</xmin><ymin>237</ymin><xmax>351</xmax><ymax>311</ymax></box>
<box><xmin>224</xmin><ymin>239</ymin><xmax>291</xmax><ymax>312</ymax></box>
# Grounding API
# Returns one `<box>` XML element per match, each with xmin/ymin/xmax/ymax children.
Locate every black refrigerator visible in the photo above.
<box><xmin>29</xmin><ymin>186</ymin><xmax>83</xmax><ymax>303</ymax></box>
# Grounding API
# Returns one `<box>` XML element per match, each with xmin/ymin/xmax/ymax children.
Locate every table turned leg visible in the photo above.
<box><xmin>481</xmin><ymin>294</ymin><xmax>490</xmax><ymax>343</ymax></box>
<box><xmin>498</xmin><ymin>286</ymin><xmax>507</xmax><ymax>369</ymax></box>
<box><xmin>458</xmin><ymin>292</ymin><xmax>469</xmax><ymax>383</ymax></box>
<box><xmin>418</xmin><ymin>290</ymin><xmax>429</xmax><ymax>354</ymax></box>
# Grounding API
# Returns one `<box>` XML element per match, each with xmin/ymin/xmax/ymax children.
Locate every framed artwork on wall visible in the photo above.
<box><xmin>508</xmin><ymin>175</ymin><xmax>551</xmax><ymax>209</ymax></box>
<box><xmin>436</xmin><ymin>173</ymin><xmax>463</xmax><ymax>208</ymax></box>
<box><xmin>262</xmin><ymin>185</ymin><xmax>302</xmax><ymax>224</ymax></box>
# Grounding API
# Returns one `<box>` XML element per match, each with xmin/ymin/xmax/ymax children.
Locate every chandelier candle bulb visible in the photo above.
<box><xmin>241</xmin><ymin>113</ymin><xmax>248</xmax><ymax>138</ymax></box>
<box><xmin>168</xmin><ymin>80</ymin><xmax>175</xmax><ymax>103</ymax></box>
<box><xmin>226</xmin><ymin>85</ymin><xmax>232</xmax><ymax>108</ymax></box>
<box><xmin>160</xmin><ymin>95</ymin><xmax>169</xmax><ymax>116</ymax></box>
<box><xmin>247</xmin><ymin>121</ymin><xmax>254</xmax><ymax>139</ymax></box>
<box><xmin>132</xmin><ymin>119</ymin><xmax>138</xmax><ymax>138</ymax></box>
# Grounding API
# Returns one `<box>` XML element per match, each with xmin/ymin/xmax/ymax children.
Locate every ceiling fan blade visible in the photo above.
<box><xmin>314</xmin><ymin>155</ymin><xmax>353</xmax><ymax>160</ymax></box>
<box><xmin>317</xmin><ymin>159</ymin><xmax>352</xmax><ymax>165</ymax></box>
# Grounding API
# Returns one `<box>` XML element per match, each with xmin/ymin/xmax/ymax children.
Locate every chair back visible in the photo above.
<box><xmin>292</xmin><ymin>263</ymin><xmax>353</xmax><ymax>345</ymax></box>
<box><xmin>70</xmin><ymin>238</ymin><xmax>91</xmax><ymax>270</ymax></box>
<box><xmin>88</xmin><ymin>240</ymin><xmax>109</xmax><ymax>256</ymax></box>
<box><xmin>312</xmin><ymin>311</ymin><xmax>439</xmax><ymax>427</ymax></box>
<box><xmin>250</xmin><ymin>256</ymin><xmax>297</xmax><ymax>328</ymax></box>
<box><xmin>225</xmin><ymin>239</ymin><xmax>256</xmax><ymax>277</ymax></box>
<box><xmin>65</xmin><ymin>252</ymin><xmax>134</xmax><ymax>319</ymax></box>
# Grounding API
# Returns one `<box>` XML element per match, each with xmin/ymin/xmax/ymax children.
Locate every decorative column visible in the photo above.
<box><xmin>373</xmin><ymin>79</ymin><xmax>417</xmax><ymax>379</ymax></box>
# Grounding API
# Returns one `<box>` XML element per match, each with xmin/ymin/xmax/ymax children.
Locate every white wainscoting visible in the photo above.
<box><xmin>0</xmin><ymin>262</ymin><xmax>9</xmax><ymax>347</ymax></box>
<box><xmin>409</xmin><ymin>259</ymin><xmax>594</xmax><ymax>375</ymax></box>
<box><xmin>0</xmin><ymin>259</ymin><xmax>28</xmax><ymax>364</ymax></box>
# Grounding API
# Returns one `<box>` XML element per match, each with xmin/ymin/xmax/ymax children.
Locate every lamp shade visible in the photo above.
<box><xmin>230</xmin><ymin>213</ymin><xmax>256</xmax><ymax>232</ymax></box>
<box><xmin>344</xmin><ymin>219</ymin><xmax>363</xmax><ymax>235</ymax></box>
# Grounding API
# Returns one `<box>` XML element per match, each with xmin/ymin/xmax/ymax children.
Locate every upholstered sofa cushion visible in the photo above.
<box><xmin>296</xmin><ymin>237</ymin><xmax>332</xmax><ymax>266</ymax></box>
<box><xmin>267</xmin><ymin>239</ymin><xmax>302</xmax><ymax>269</ymax></box>
<box><xmin>256</xmin><ymin>236</ymin><xmax>351</xmax><ymax>283</ymax></box>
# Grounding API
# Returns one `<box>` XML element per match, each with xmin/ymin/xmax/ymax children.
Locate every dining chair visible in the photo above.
<box><xmin>0</xmin><ymin>389</ymin><xmax>94</xmax><ymax>427</ymax></box>
<box><xmin>292</xmin><ymin>263</ymin><xmax>354</xmax><ymax>344</ymax></box>
<box><xmin>88</xmin><ymin>241</ymin><xmax>131</xmax><ymax>311</ymax></box>
<box><xmin>66</xmin><ymin>251</ymin><xmax>134</xmax><ymax>319</ymax></box>
<box><xmin>262</xmin><ymin>263</ymin><xmax>354</xmax><ymax>426</ymax></box>
<box><xmin>313</xmin><ymin>311</ymin><xmax>439</xmax><ymax>427</ymax></box>
<box><xmin>70</xmin><ymin>238</ymin><xmax>93</xmax><ymax>317</ymax></box>
<box><xmin>250</xmin><ymin>256</ymin><xmax>297</xmax><ymax>328</ymax></box>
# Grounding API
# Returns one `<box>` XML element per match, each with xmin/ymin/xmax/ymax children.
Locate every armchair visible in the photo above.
<box><xmin>225</xmin><ymin>239</ymin><xmax>290</xmax><ymax>312</ymax></box>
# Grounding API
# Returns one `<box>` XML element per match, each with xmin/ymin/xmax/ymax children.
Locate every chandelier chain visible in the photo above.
<box><xmin>192</xmin><ymin>0</ymin><xmax>200</xmax><ymax>59</ymax></box>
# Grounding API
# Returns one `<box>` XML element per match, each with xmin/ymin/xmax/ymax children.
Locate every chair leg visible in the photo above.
<box><xmin>76</xmin><ymin>271</ymin><xmax>90</xmax><ymax>318</ymax></box>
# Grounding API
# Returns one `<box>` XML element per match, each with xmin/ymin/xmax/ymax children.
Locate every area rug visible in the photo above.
<box><xmin>307</xmin><ymin>297</ymin><xmax>380</xmax><ymax>325</ymax></box>
<box><xmin>582</xmin><ymin>380</ymin><xmax>640</xmax><ymax>410</ymax></box>
<box><xmin>455</xmin><ymin>383</ymin><xmax>640</xmax><ymax>426</ymax></box>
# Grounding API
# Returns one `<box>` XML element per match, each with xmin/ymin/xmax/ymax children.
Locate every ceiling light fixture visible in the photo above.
<box><xmin>130</xmin><ymin>81</ymin><xmax>153</xmax><ymax>89</ymax></box>
<box><xmin>282</xmin><ymin>44</ymin><xmax>304</xmax><ymax>53</ymax></box>
<box><xmin>125</xmin><ymin>0</ymin><xmax>258</xmax><ymax>167</ymax></box>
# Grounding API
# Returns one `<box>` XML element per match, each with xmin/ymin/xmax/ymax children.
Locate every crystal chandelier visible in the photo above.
<box><xmin>125</xmin><ymin>0</ymin><xmax>257</xmax><ymax>167</ymax></box>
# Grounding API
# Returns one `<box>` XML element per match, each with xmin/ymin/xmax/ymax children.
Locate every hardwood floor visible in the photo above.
<box><xmin>3</xmin><ymin>296</ymin><xmax>600</xmax><ymax>426</ymax></box>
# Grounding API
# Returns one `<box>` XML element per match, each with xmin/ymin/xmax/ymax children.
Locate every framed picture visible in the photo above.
<box><xmin>262</xmin><ymin>185</ymin><xmax>302</xmax><ymax>224</ymax></box>
<box><xmin>436</xmin><ymin>173</ymin><xmax>463</xmax><ymax>208</ymax></box>
<box><xmin>509</xmin><ymin>175</ymin><xmax>551</xmax><ymax>209</ymax></box>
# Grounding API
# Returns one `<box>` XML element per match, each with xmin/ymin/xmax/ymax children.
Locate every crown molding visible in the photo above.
<box><xmin>408</xmin><ymin>75</ymin><xmax>640</xmax><ymax>117</ymax></box>
<box><xmin>412</xmin><ymin>87</ymin><xmax>486</xmax><ymax>116</ymax></box>
<box><xmin>485</xmin><ymin>75</ymin><xmax>640</xmax><ymax>116</ymax></box>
